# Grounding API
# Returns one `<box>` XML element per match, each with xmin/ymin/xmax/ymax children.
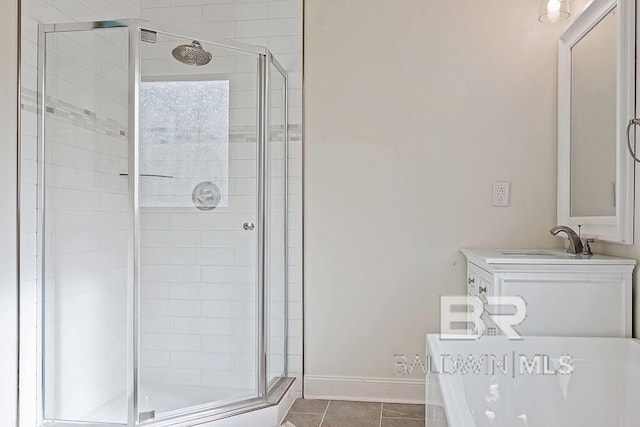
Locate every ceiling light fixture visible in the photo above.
<box><xmin>539</xmin><ymin>0</ymin><xmax>571</xmax><ymax>23</ymax></box>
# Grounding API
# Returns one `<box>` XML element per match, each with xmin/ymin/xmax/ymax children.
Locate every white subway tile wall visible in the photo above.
<box><xmin>20</xmin><ymin>0</ymin><xmax>303</xmax><ymax>422</ymax></box>
<box><xmin>137</xmin><ymin>0</ymin><xmax>303</xmax><ymax>404</ymax></box>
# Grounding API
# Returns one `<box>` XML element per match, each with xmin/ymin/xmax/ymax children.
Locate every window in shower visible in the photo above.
<box><xmin>139</xmin><ymin>79</ymin><xmax>230</xmax><ymax>208</ymax></box>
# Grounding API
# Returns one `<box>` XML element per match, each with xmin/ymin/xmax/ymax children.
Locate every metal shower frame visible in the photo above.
<box><xmin>37</xmin><ymin>19</ymin><xmax>290</xmax><ymax>427</ymax></box>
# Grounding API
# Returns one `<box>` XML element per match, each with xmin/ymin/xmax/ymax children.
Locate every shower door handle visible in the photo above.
<box><xmin>243</xmin><ymin>222</ymin><xmax>255</xmax><ymax>231</ymax></box>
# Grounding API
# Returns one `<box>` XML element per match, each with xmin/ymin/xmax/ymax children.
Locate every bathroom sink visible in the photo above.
<box><xmin>498</xmin><ymin>250</ymin><xmax>574</xmax><ymax>257</ymax></box>
<box><xmin>461</xmin><ymin>248</ymin><xmax>636</xmax><ymax>265</ymax></box>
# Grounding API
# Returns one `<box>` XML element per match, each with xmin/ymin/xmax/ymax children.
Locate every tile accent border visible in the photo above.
<box><xmin>21</xmin><ymin>87</ymin><xmax>128</xmax><ymax>139</ymax></box>
<box><xmin>21</xmin><ymin>87</ymin><xmax>302</xmax><ymax>144</ymax></box>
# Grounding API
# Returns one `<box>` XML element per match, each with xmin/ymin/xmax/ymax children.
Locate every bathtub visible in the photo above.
<box><xmin>426</xmin><ymin>334</ymin><xmax>640</xmax><ymax>427</ymax></box>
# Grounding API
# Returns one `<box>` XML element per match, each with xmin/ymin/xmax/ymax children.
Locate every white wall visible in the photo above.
<box><xmin>0</xmin><ymin>0</ymin><xmax>19</xmax><ymax>424</ymax></box>
<box><xmin>304</xmin><ymin>0</ymin><xmax>564</xmax><ymax>402</ymax></box>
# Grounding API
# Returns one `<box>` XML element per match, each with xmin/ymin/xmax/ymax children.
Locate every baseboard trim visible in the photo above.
<box><xmin>303</xmin><ymin>375</ymin><xmax>425</xmax><ymax>404</ymax></box>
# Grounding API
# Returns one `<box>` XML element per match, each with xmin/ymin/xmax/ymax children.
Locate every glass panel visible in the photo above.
<box><xmin>42</xmin><ymin>27</ymin><xmax>129</xmax><ymax>424</ymax></box>
<box><xmin>267</xmin><ymin>63</ymin><xmax>287</xmax><ymax>385</ymax></box>
<box><xmin>137</xmin><ymin>30</ymin><xmax>260</xmax><ymax>419</ymax></box>
<box><xmin>570</xmin><ymin>7</ymin><xmax>617</xmax><ymax>217</ymax></box>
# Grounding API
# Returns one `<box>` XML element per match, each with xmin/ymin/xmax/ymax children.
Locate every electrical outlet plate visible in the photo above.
<box><xmin>492</xmin><ymin>182</ymin><xmax>510</xmax><ymax>207</ymax></box>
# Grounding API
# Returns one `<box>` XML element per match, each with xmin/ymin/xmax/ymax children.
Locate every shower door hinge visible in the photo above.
<box><xmin>140</xmin><ymin>29</ymin><xmax>157</xmax><ymax>43</ymax></box>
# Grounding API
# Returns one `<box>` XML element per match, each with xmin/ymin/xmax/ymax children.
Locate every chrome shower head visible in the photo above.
<box><xmin>171</xmin><ymin>40</ymin><xmax>212</xmax><ymax>66</ymax></box>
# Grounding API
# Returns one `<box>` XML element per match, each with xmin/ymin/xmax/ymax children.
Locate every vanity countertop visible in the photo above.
<box><xmin>462</xmin><ymin>248</ymin><xmax>637</xmax><ymax>266</ymax></box>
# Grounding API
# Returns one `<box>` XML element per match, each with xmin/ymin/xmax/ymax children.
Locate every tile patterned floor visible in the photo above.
<box><xmin>283</xmin><ymin>399</ymin><xmax>446</xmax><ymax>427</ymax></box>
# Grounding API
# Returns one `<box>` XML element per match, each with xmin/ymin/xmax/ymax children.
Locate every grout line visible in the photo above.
<box><xmin>379</xmin><ymin>402</ymin><xmax>383</xmax><ymax>427</ymax></box>
<box><xmin>318</xmin><ymin>400</ymin><xmax>330</xmax><ymax>427</ymax></box>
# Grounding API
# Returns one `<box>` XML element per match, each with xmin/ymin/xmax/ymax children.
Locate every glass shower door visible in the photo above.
<box><xmin>136</xmin><ymin>29</ymin><xmax>261</xmax><ymax>420</ymax></box>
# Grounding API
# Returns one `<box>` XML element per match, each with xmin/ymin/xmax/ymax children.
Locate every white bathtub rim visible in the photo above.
<box><xmin>426</xmin><ymin>334</ymin><xmax>640</xmax><ymax>427</ymax></box>
<box><xmin>427</xmin><ymin>334</ymin><xmax>475</xmax><ymax>427</ymax></box>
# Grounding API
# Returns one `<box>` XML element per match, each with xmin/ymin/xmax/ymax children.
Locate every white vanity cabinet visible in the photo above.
<box><xmin>462</xmin><ymin>249</ymin><xmax>635</xmax><ymax>338</ymax></box>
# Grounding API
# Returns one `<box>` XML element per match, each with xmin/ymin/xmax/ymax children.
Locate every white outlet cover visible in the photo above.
<box><xmin>492</xmin><ymin>182</ymin><xmax>510</xmax><ymax>207</ymax></box>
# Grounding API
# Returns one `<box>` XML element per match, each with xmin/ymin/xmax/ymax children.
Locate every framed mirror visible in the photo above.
<box><xmin>558</xmin><ymin>0</ymin><xmax>635</xmax><ymax>243</ymax></box>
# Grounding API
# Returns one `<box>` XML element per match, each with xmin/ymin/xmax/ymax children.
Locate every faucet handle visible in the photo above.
<box><xmin>581</xmin><ymin>238</ymin><xmax>596</xmax><ymax>257</ymax></box>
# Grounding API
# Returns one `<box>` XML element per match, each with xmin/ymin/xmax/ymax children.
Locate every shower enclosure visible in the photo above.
<box><xmin>37</xmin><ymin>20</ymin><xmax>289</xmax><ymax>426</ymax></box>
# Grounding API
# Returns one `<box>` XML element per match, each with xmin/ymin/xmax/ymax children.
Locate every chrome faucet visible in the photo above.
<box><xmin>550</xmin><ymin>225</ymin><xmax>584</xmax><ymax>255</ymax></box>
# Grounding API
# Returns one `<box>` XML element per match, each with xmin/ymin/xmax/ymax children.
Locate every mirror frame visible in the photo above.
<box><xmin>558</xmin><ymin>0</ymin><xmax>635</xmax><ymax>244</ymax></box>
